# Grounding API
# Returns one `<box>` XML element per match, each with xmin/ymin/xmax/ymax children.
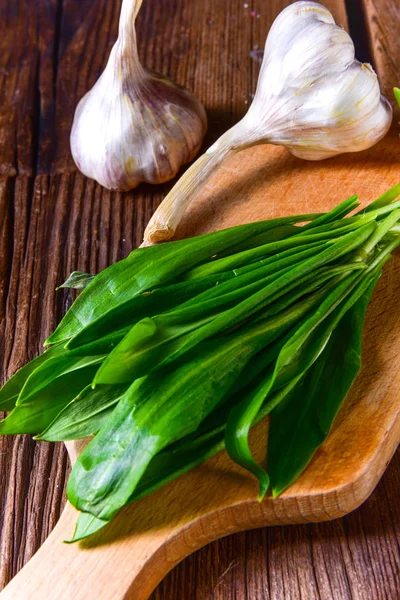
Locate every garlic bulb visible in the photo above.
<box><xmin>144</xmin><ymin>1</ymin><xmax>392</xmax><ymax>243</ymax></box>
<box><xmin>71</xmin><ymin>0</ymin><xmax>207</xmax><ymax>191</ymax></box>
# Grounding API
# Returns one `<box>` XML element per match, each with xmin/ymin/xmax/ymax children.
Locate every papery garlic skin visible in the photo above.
<box><xmin>71</xmin><ymin>0</ymin><xmax>207</xmax><ymax>191</ymax></box>
<box><xmin>144</xmin><ymin>1</ymin><xmax>392</xmax><ymax>244</ymax></box>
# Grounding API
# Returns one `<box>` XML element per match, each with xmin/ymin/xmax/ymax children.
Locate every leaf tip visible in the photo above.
<box><xmin>394</xmin><ymin>87</ymin><xmax>400</xmax><ymax>107</ymax></box>
<box><xmin>257</xmin><ymin>474</ymin><xmax>270</xmax><ymax>501</ymax></box>
<box><xmin>271</xmin><ymin>484</ymin><xmax>284</xmax><ymax>498</ymax></box>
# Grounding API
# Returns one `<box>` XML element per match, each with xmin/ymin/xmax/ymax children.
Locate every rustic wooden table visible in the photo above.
<box><xmin>0</xmin><ymin>0</ymin><xmax>399</xmax><ymax>598</ymax></box>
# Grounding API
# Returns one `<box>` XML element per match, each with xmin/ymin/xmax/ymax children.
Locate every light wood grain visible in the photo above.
<box><xmin>0</xmin><ymin>0</ymin><xmax>399</xmax><ymax>599</ymax></box>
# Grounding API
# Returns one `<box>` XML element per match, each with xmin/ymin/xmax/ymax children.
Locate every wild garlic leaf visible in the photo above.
<box><xmin>184</xmin><ymin>225</ymin><xmax>355</xmax><ymax>281</ymax></box>
<box><xmin>93</xmin><ymin>257</ymin><xmax>352</xmax><ymax>387</ymax></box>
<box><xmin>173</xmin><ymin>276</ymin><xmax>346</xmax><ymax>444</ymax></box>
<box><xmin>67</xmin><ymin>328</ymin><xmax>131</xmax><ymax>357</ymax></box>
<box><xmin>214</xmin><ymin>224</ymin><xmax>299</xmax><ymax>257</ymax></box>
<box><xmin>355</xmin><ymin>182</ymin><xmax>400</xmax><ymax>215</ymax></box>
<box><xmin>0</xmin><ymin>364</ymin><xmax>101</xmax><ymax>435</ymax></box>
<box><xmin>180</xmin><ymin>242</ymin><xmax>329</xmax><ymax>307</ymax></box>
<box><xmin>66</xmin><ymin>271</ymin><xmax>236</xmax><ymax>350</ymax></box>
<box><xmin>37</xmin><ymin>384</ymin><xmax>128</xmax><ymax>442</ymax></box>
<box><xmin>68</xmin><ymin>263</ymin><xmax>377</xmax><ymax>543</ymax></box>
<box><xmin>0</xmin><ymin>352</ymin><xmax>106</xmax><ymax>435</ymax></box>
<box><xmin>0</xmin><ymin>343</ymin><xmax>64</xmax><ymax>412</ymax></box>
<box><xmin>70</xmin><ymin>270</ymin><xmax>371</xmax><ymax>539</ymax></box>
<box><xmin>67</xmin><ymin>266</ymin><xmax>358</xmax><ymax>521</ymax></box>
<box><xmin>268</xmin><ymin>271</ymin><xmax>380</xmax><ymax>496</ymax></box>
<box><xmin>57</xmin><ymin>272</ymin><xmax>95</xmax><ymax>290</ymax></box>
<box><xmin>16</xmin><ymin>353</ymin><xmax>105</xmax><ymax>406</ymax></box>
<box><xmin>224</xmin><ymin>262</ymin><xmax>383</xmax><ymax>497</ymax></box>
<box><xmin>183</xmin><ymin>215</ymin><xmax>369</xmax><ymax>281</ymax></box>
<box><xmin>160</xmin><ymin>225</ymin><xmax>375</xmax><ymax>371</ymax></box>
<box><xmin>299</xmin><ymin>195</ymin><xmax>359</xmax><ymax>232</ymax></box>
<box><xmin>66</xmin><ymin>512</ymin><xmax>109</xmax><ymax>544</ymax></box>
<box><xmin>224</xmin><ymin>271</ymin><xmax>358</xmax><ymax>494</ymax></box>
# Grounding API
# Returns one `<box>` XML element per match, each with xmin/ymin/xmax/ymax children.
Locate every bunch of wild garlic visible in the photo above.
<box><xmin>0</xmin><ymin>184</ymin><xmax>399</xmax><ymax>542</ymax></box>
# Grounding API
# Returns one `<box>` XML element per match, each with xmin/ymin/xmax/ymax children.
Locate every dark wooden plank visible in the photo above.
<box><xmin>0</xmin><ymin>1</ymin><xmax>38</xmax><ymax>176</ymax></box>
<box><xmin>0</xmin><ymin>0</ymin><xmax>398</xmax><ymax>598</ymax></box>
<box><xmin>362</xmin><ymin>0</ymin><xmax>400</xmax><ymax>106</ymax></box>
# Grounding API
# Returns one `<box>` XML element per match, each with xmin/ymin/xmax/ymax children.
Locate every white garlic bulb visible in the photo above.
<box><xmin>144</xmin><ymin>1</ymin><xmax>392</xmax><ymax>243</ymax></box>
<box><xmin>71</xmin><ymin>0</ymin><xmax>207</xmax><ymax>191</ymax></box>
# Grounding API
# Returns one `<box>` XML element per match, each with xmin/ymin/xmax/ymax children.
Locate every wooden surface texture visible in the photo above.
<box><xmin>0</xmin><ymin>0</ymin><xmax>399</xmax><ymax>599</ymax></box>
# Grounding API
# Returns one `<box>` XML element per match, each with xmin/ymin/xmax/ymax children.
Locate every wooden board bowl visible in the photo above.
<box><xmin>1</xmin><ymin>130</ymin><xmax>400</xmax><ymax>600</ymax></box>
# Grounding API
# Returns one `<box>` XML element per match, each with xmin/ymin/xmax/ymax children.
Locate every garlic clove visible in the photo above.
<box><xmin>143</xmin><ymin>1</ymin><xmax>392</xmax><ymax>244</ymax></box>
<box><xmin>71</xmin><ymin>0</ymin><xmax>207</xmax><ymax>191</ymax></box>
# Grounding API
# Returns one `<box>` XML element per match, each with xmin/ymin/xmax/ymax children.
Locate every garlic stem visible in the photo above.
<box><xmin>117</xmin><ymin>0</ymin><xmax>144</xmax><ymax>78</ymax></box>
<box><xmin>120</xmin><ymin>0</ymin><xmax>144</xmax><ymax>29</ymax></box>
<box><xmin>118</xmin><ymin>0</ymin><xmax>143</xmax><ymax>49</ymax></box>
<box><xmin>144</xmin><ymin>129</ymin><xmax>242</xmax><ymax>242</ymax></box>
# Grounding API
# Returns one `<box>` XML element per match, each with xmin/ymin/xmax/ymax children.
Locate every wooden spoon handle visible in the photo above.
<box><xmin>0</xmin><ymin>501</ymin><xmax>188</xmax><ymax>600</ymax></box>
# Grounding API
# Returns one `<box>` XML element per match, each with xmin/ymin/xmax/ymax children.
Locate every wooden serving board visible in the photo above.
<box><xmin>1</xmin><ymin>128</ymin><xmax>399</xmax><ymax>600</ymax></box>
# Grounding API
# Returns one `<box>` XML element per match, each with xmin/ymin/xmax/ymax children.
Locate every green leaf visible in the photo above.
<box><xmin>57</xmin><ymin>272</ymin><xmax>95</xmax><ymax>290</ymax></box>
<box><xmin>175</xmin><ymin>269</ymin><xmax>360</xmax><ymax>442</ymax></box>
<box><xmin>268</xmin><ymin>270</ymin><xmax>380</xmax><ymax>496</ymax></box>
<box><xmin>66</xmin><ymin>512</ymin><xmax>110</xmax><ymax>544</ymax></box>
<box><xmin>65</xmin><ymin>272</ymin><xmax>236</xmax><ymax>350</ymax></box>
<box><xmin>70</xmin><ymin>273</ymin><xmax>365</xmax><ymax>541</ymax></box>
<box><xmin>67</xmin><ymin>345</ymin><xmax>254</xmax><ymax>518</ymax></box>
<box><xmin>214</xmin><ymin>224</ymin><xmax>299</xmax><ymax>257</ymax></box>
<box><xmin>181</xmin><ymin>242</ymin><xmax>328</xmax><ymax>305</ymax></box>
<box><xmin>299</xmin><ymin>195</ymin><xmax>359</xmax><ymax>232</ymax></box>
<box><xmin>161</xmin><ymin>224</ymin><xmax>376</xmax><ymax>369</ymax></box>
<box><xmin>16</xmin><ymin>353</ymin><xmax>105</xmax><ymax>406</ymax></box>
<box><xmin>67</xmin><ymin>328</ymin><xmax>131</xmax><ymax>356</ymax></box>
<box><xmin>36</xmin><ymin>384</ymin><xmax>128</xmax><ymax>441</ymax></box>
<box><xmin>0</xmin><ymin>351</ymin><xmax>106</xmax><ymax>435</ymax></box>
<box><xmin>0</xmin><ymin>363</ymin><xmax>101</xmax><ymax>435</ymax></box>
<box><xmin>394</xmin><ymin>87</ymin><xmax>400</xmax><ymax>108</ymax></box>
<box><xmin>356</xmin><ymin>182</ymin><xmax>400</xmax><ymax>215</ymax></box>
<box><xmin>0</xmin><ymin>343</ymin><xmax>64</xmax><ymax>411</ymax></box>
